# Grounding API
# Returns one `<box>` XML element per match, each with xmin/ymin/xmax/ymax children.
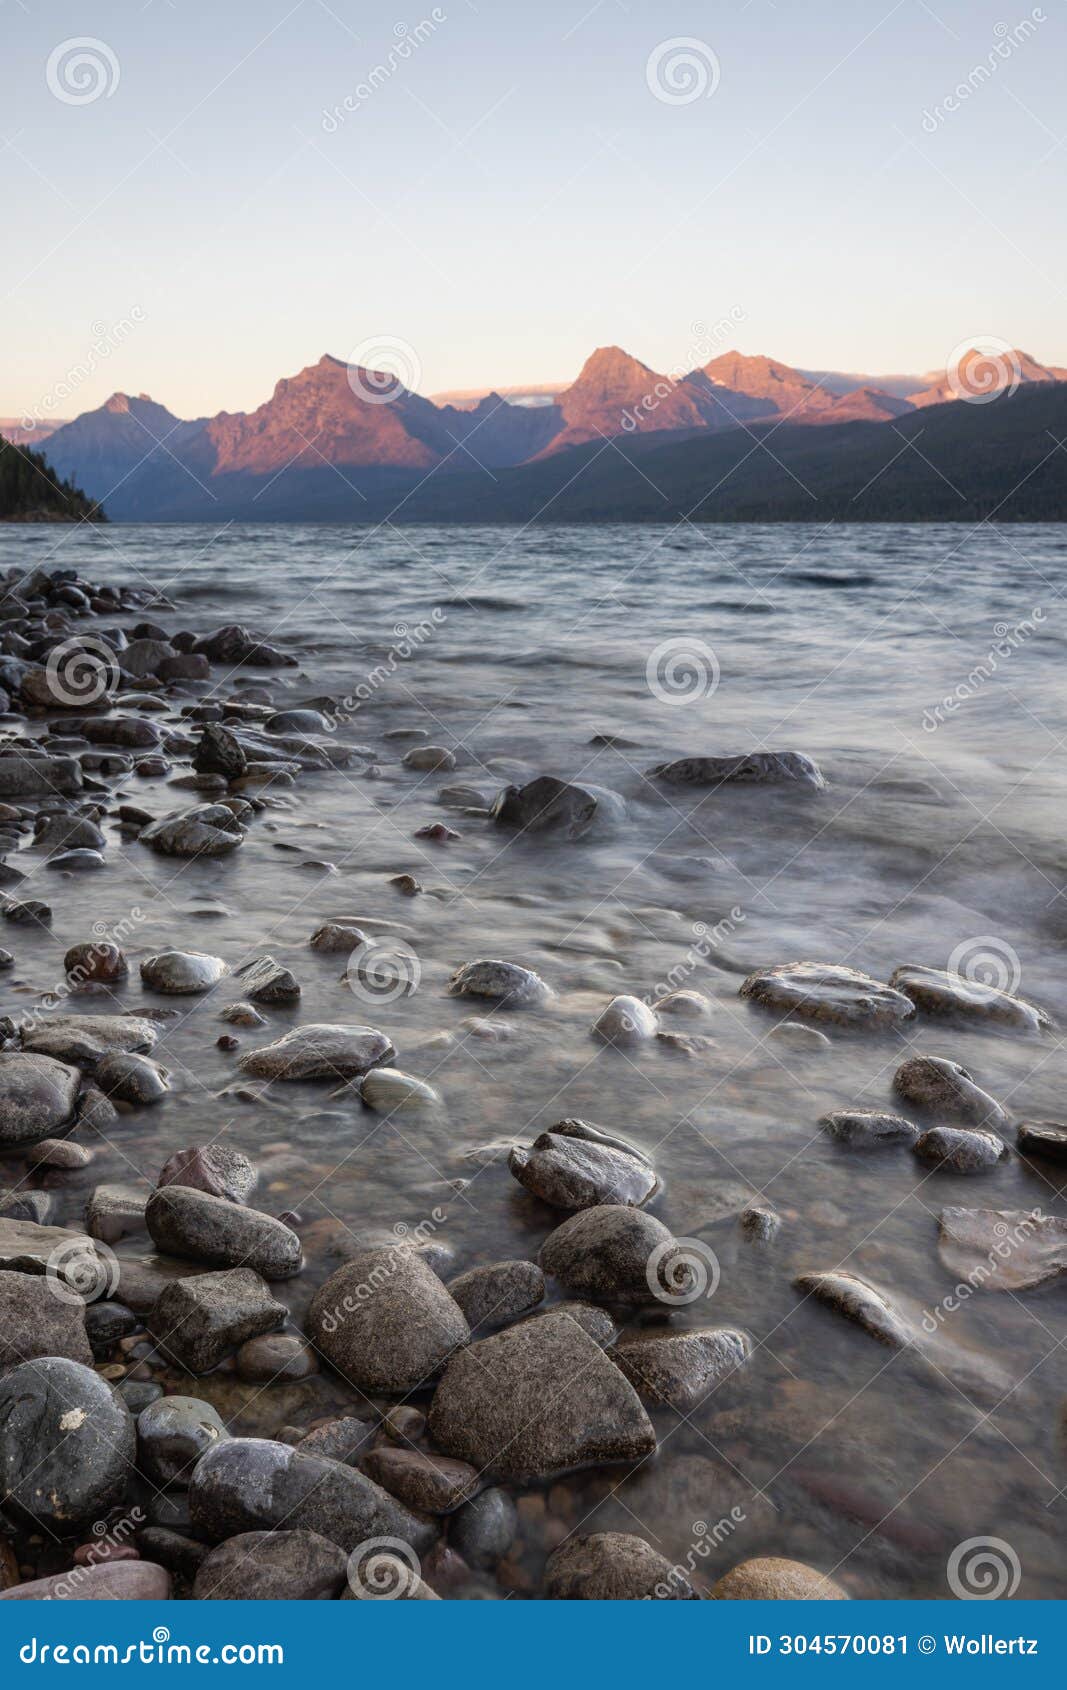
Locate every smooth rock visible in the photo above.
<box><xmin>540</xmin><ymin>1205</ymin><xmax>689</xmax><ymax>1305</ymax></box>
<box><xmin>140</xmin><ymin>950</ymin><xmax>228</xmax><ymax>994</ymax></box>
<box><xmin>648</xmin><ymin>751</ymin><xmax>826</xmax><ymax>789</ymax></box>
<box><xmin>888</xmin><ymin>964</ymin><xmax>1051</xmax><ymax>1034</ymax></box>
<box><xmin>545</xmin><ymin>1532</ymin><xmax>697</xmax><ymax>1600</ymax></box>
<box><xmin>403</xmin><ymin>745</ymin><xmax>455</xmax><ymax>771</ymax></box>
<box><xmin>22</xmin><ymin>1013</ymin><xmax>158</xmax><ymax>1065</ymax></box>
<box><xmin>711</xmin><ymin>1557</ymin><xmax>848</xmax><ymax>1600</ymax></box>
<box><xmin>429</xmin><ymin>1308</ymin><xmax>655</xmax><ymax>1483</ymax></box>
<box><xmin>137</xmin><ymin>1395</ymin><xmax>230</xmax><ymax>1487</ymax></box>
<box><xmin>615</xmin><ymin>1326</ymin><xmax>752</xmax><ymax>1411</ymax></box>
<box><xmin>194</xmin><ymin>1530</ymin><xmax>347</xmax><ymax>1600</ymax></box>
<box><xmin>913</xmin><ymin>1125</ymin><xmax>1008</xmax><ymax>1173</ymax></box>
<box><xmin>795</xmin><ymin>1270</ymin><xmax>911</xmax><ymax>1347</ymax></box>
<box><xmin>0</xmin><ymin>1051</ymin><xmax>80</xmax><ymax>1145</ymax></box>
<box><xmin>361</xmin><ymin>1067</ymin><xmax>441</xmax><ymax>1114</ymax></box>
<box><xmin>740</xmin><ymin>962</ymin><xmax>914</xmax><ymax>1029</ymax></box>
<box><xmin>0</xmin><ymin>1562</ymin><xmax>170</xmax><ymax>1601</ymax></box>
<box><xmin>653</xmin><ymin>989</ymin><xmax>712</xmax><ymax>1022</ymax></box>
<box><xmin>0</xmin><ymin>1358</ymin><xmax>133</xmax><ymax>1531</ymax></box>
<box><xmin>491</xmin><ymin>775</ymin><xmax>598</xmax><ymax>838</ymax></box>
<box><xmin>86</xmin><ymin>1182</ymin><xmax>147</xmax><ymax>1244</ymax></box>
<box><xmin>937</xmin><ymin>1206</ymin><xmax>1067</xmax><ymax>1291</ymax></box>
<box><xmin>1017</xmin><ymin>1121</ymin><xmax>1067</xmax><ymax>1163</ymax></box>
<box><xmin>821</xmin><ymin>1110</ymin><xmax>918</xmax><ymax>1148</ymax></box>
<box><xmin>509</xmin><ymin>1120</ymin><xmax>657</xmax><ymax>1210</ymax></box>
<box><xmin>308</xmin><ymin>1248</ymin><xmax>469</xmax><ymax>1393</ymax></box>
<box><xmin>141</xmin><ymin>804</ymin><xmax>244</xmax><ymax>858</ymax></box>
<box><xmin>236</xmin><ymin>1333</ymin><xmax>319</xmax><ymax>1382</ymax></box>
<box><xmin>64</xmin><ymin>941</ymin><xmax>127</xmax><ymax>985</ymax></box>
<box><xmin>450</xmin><ymin>1487</ymin><xmax>517</xmax><ymax>1569</ymax></box>
<box><xmin>309</xmin><ymin>922</ymin><xmax>368</xmax><ymax>953</ymax></box>
<box><xmin>363</xmin><ymin>1448</ymin><xmax>480</xmax><ymax>1514</ymax></box>
<box><xmin>893</xmin><ymin>1055</ymin><xmax>1008</xmax><ymax>1127</ymax></box>
<box><xmin>591</xmin><ymin>995</ymin><xmax>658</xmax><ymax>1047</ymax></box>
<box><xmin>295</xmin><ymin>1417</ymin><xmax>375</xmax><ymax>1466</ymax></box>
<box><xmin>238</xmin><ymin>1023</ymin><xmax>394</xmax><ymax>1081</ymax></box>
<box><xmin>146</xmin><ymin>1187</ymin><xmax>302</xmax><ymax>1279</ymax></box>
<box><xmin>95</xmin><ymin>1051</ymin><xmax>170</xmax><ymax>1104</ymax></box>
<box><xmin>446</xmin><ymin>1260</ymin><xmax>545</xmax><ymax>1330</ymax></box>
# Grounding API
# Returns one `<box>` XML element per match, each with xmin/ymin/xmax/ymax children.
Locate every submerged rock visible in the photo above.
<box><xmin>239</xmin><ymin>1022</ymin><xmax>394</xmax><ymax>1081</ymax></box>
<box><xmin>1016</xmin><ymin>1121</ymin><xmax>1067</xmax><ymax>1163</ymax></box>
<box><xmin>820</xmin><ymin>1110</ymin><xmax>918</xmax><ymax>1148</ymax></box>
<box><xmin>648</xmin><ymin>752</ymin><xmax>826</xmax><ymax>790</ymax></box>
<box><xmin>157</xmin><ymin>1144</ymin><xmax>258</xmax><ymax>1204</ymax></box>
<box><xmin>361</xmin><ymin>1067</ymin><xmax>440</xmax><ymax>1114</ymax></box>
<box><xmin>740</xmin><ymin>963</ymin><xmax>914</xmax><ymax>1029</ymax></box>
<box><xmin>545</xmin><ymin>1533</ymin><xmax>697</xmax><ymax>1600</ymax></box>
<box><xmin>491</xmin><ymin>775</ymin><xmax>598</xmax><ymax>838</ymax></box>
<box><xmin>615</xmin><ymin>1326</ymin><xmax>752</xmax><ymax>1411</ymax></box>
<box><xmin>21</xmin><ymin>1013</ymin><xmax>158</xmax><ymax>1065</ymax></box>
<box><xmin>591</xmin><ymin>995</ymin><xmax>658</xmax><ymax>1047</ymax></box>
<box><xmin>140</xmin><ymin>804</ymin><xmax>244</xmax><ymax>858</ymax></box>
<box><xmin>95</xmin><ymin>1052</ymin><xmax>170</xmax><ymax>1104</ymax></box>
<box><xmin>428</xmin><ymin>1308</ymin><xmax>655</xmax><ymax>1482</ymax></box>
<box><xmin>893</xmin><ymin>1055</ymin><xmax>1008</xmax><ymax>1128</ymax></box>
<box><xmin>937</xmin><ymin>1206</ymin><xmax>1067</xmax><ymax>1291</ymax></box>
<box><xmin>913</xmin><ymin>1125</ymin><xmax>1008</xmax><ymax>1173</ymax></box>
<box><xmin>794</xmin><ymin>1270</ymin><xmax>911</xmax><ymax>1347</ymax></box>
<box><xmin>889</xmin><ymin>964</ymin><xmax>1051</xmax><ymax>1033</ymax></box>
<box><xmin>509</xmin><ymin>1120</ymin><xmax>657</xmax><ymax>1210</ymax></box>
<box><xmin>448</xmin><ymin>958</ymin><xmax>552</xmax><ymax>1009</ymax></box>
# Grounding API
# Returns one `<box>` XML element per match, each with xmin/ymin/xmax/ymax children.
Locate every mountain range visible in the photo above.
<box><xmin>8</xmin><ymin>342</ymin><xmax>1067</xmax><ymax>521</ymax></box>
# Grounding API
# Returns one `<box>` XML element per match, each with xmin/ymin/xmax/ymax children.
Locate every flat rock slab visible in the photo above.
<box><xmin>889</xmin><ymin>964</ymin><xmax>1051</xmax><ymax>1034</ymax></box>
<box><xmin>428</xmin><ymin>1307</ymin><xmax>655</xmax><ymax>1483</ymax></box>
<box><xmin>0</xmin><ymin>1269</ymin><xmax>92</xmax><ymax>1367</ymax></box>
<box><xmin>545</xmin><ymin>1532</ymin><xmax>697</xmax><ymax>1600</ymax></box>
<box><xmin>821</xmin><ymin>1110</ymin><xmax>918</xmax><ymax>1148</ymax></box>
<box><xmin>0</xmin><ymin>1215</ymin><xmax>107</xmax><ymax>1278</ymax></box>
<box><xmin>150</xmin><ymin>1267</ymin><xmax>286</xmax><ymax>1372</ymax></box>
<box><xmin>648</xmin><ymin>752</ymin><xmax>826</xmax><ymax>790</ymax></box>
<box><xmin>938</xmin><ymin>1206</ymin><xmax>1067</xmax><ymax>1291</ymax></box>
<box><xmin>0</xmin><ymin>756</ymin><xmax>83</xmax><ymax>799</ymax></box>
<box><xmin>740</xmin><ymin>962</ymin><xmax>915</xmax><ymax>1029</ymax></box>
<box><xmin>21</xmin><ymin>1013</ymin><xmax>159</xmax><ymax>1065</ymax></box>
<box><xmin>1017</xmin><ymin>1121</ymin><xmax>1067</xmax><ymax>1163</ymax></box>
<box><xmin>308</xmin><ymin>1248</ymin><xmax>470</xmax><ymax>1393</ymax></box>
<box><xmin>238</xmin><ymin>1023</ymin><xmax>394</xmax><ymax>1081</ymax></box>
<box><xmin>188</xmin><ymin>1438</ymin><xmax>434</xmax><ymax>1554</ymax></box>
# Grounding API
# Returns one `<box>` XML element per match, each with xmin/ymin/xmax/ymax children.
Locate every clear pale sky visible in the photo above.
<box><xmin>3</xmin><ymin>0</ymin><xmax>1064</xmax><ymax>419</ymax></box>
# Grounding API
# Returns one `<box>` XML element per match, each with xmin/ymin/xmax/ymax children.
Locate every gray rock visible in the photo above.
<box><xmin>649</xmin><ymin>750</ymin><xmax>825</xmax><ymax>789</ymax></box>
<box><xmin>194</xmin><ymin>724</ymin><xmax>247</xmax><ymax>779</ymax></box>
<box><xmin>236</xmin><ymin>955</ymin><xmax>301</xmax><ymax>1003</ymax></box>
<box><xmin>0</xmin><ymin>1215</ymin><xmax>108</xmax><ymax>1278</ymax></box>
<box><xmin>194</xmin><ymin>1529</ymin><xmax>347</xmax><ymax>1599</ymax></box>
<box><xmin>0</xmin><ymin>1562</ymin><xmax>171</xmax><ymax>1601</ymax></box>
<box><xmin>893</xmin><ymin>1055</ymin><xmax>1008</xmax><ymax>1127</ymax></box>
<box><xmin>121</xmin><ymin>637</ymin><xmax>174</xmax><ymax>678</ymax></box>
<box><xmin>267</xmin><ymin>709</ymin><xmax>332</xmax><ymax>735</ymax></box>
<box><xmin>739</xmin><ymin>1203</ymin><xmax>781</xmax><ymax>1242</ymax></box>
<box><xmin>821</xmin><ymin>1109</ymin><xmax>919</xmax><ymax>1148</ymax></box>
<box><xmin>86</xmin><ymin>1182</ymin><xmax>147</xmax><ymax>1244</ymax></box>
<box><xmin>45</xmin><ymin>848</ymin><xmax>105</xmax><ymax>874</ymax></box>
<box><xmin>149</xmin><ymin>1267</ymin><xmax>287</xmax><ymax>1372</ymax></box>
<box><xmin>0</xmin><ymin>1051</ymin><xmax>80</xmax><ymax>1145</ymax></box>
<box><xmin>309</xmin><ymin>922</ymin><xmax>368</xmax><ymax>954</ymax></box>
<box><xmin>236</xmin><ymin>1333</ymin><xmax>318</xmax><ymax>1382</ymax></box>
<box><xmin>938</xmin><ymin>1206</ymin><xmax>1067</xmax><ymax>1291</ymax></box>
<box><xmin>363</xmin><ymin>1448</ymin><xmax>481</xmax><ymax>1514</ymax></box>
<box><xmin>591</xmin><ymin>995</ymin><xmax>659</xmax><ymax>1046</ymax></box>
<box><xmin>740</xmin><ymin>962</ymin><xmax>915</xmax><ymax>1028</ymax></box>
<box><xmin>188</xmin><ymin>1438</ymin><xmax>434</xmax><ymax>1554</ymax></box>
<box><xmin>446</xmin><ymin>1260</ymin><xmax>545</xmax><ymax>1330</ymax></box>
<box><xmin>491</xmin><ymin>775</ymin><xmax>598</xmax><ymax>838</ymax></box>
<box><xmin>140</xmin><ymin>950</ymin><xmax>228</xmax><ymax>994</ymax></box>
<box><xmin>888</xmin><ymin>964</ymin><xmax>1051</xmax><ymax>1034</ymax></box>
<box><xmin>295</xmin><ymin>1417</ymin><xmax>375</xmax><ymax>1466</ymax></box>
<box><xmin>34</xmin><ymin>813</ymin><xmax>105</xmax><ymax>854</ymax></box>
<box><xmin>21</xmin><ymin>1013</ymin><xmax>158</xmax><ymax>1065</ymax></box>
<box><xmin>157</xmin><ymin>1144</ymin><xmax>258</xmax><ymax>1204</ymax></box>
<box><xmin>25</xmin><ymin>1136</ymin><xmax>93</xmax><ymax>1170</ymax></box>
<box><xmin>403</xmin><ymin>745</ymin><xmax>455</xmax><ymax>771</ymax></box>
<box><xmin>0</xmin><ymin>1357</ymin><xmax>133</xmax><ymax>1532</ymax></box>
<box><xmin>545</xmin><ymin>1532</ymin><xmax>697</xmax><ymax>1600</ymax></box>
<box><xmin>509</xmin><ymin>1120</ymin><xmax>657</xmax><ymax>1210</ymax></box>
<box><xmin>0</xmin><ymin>1269</ymin><xmax>92</xmax><ymax>1367</ymax></box>
<box><xmin>429</xmin><ymin>1308</ymin><xmax>655</xmax><ymax>1483</ymax></box>
<box><xmin>137</xmin><ymin>1395</ymin><xmax>230</xmax><ymax>1487</ymax></box>
<box><xmin>0</xmin><ymin>755</ymin><xmax>83</xmax><ymax>799</ymax></box>
<box><xmin>711</xmin><ymin>1557</ymin><xmax>848</xmax><ymax>1600</ymax></box>
<box><xmin>653</xmin><ymin>989</ymin><xmax>712</xmax><ymax>1022</ymax></box>
<box><xmin>146</xmin><ymin>1187</ymin><xmax>302</xmax><ymax>1279</ymax></box>
<box><xmin>449</xmin><ymin>1487</ymin><xmax>517</xmax><ymax>1569</ymax></box>
<box><xmin>361</xmin><ymin>1068</ymin><xmax>440</xmax><ymax>1114</ymax></box>
<box><xmin>238</xmin><ymin>1022</ymin><xmax>394</xmax><ymax>1081</ymax></box>
<box><xmin>913</xmin><ymin>1125</ymin><xmax>1008</xmax><ymax>1172</ymax></box>
<box><xmin>141</xmin><ymin>804</ymin><xmax>244</xmax><ymax>858</ymax></box>
<box><xmin>794</xmin><ymin>1270</ymin><xmax>911</xmax><ymax>1347</ymax></box>
<box><xmin>95</xmin><ymin>1051</ymin><xmax>170</xmax><ymax>1104</ymax></box>
<box><xmin>448</xmin><ymin>958</ymin><xmax>552</xmax><ymax>1009</ymax></box>
<box><xmin>1017</xmin><ymin>1121</ymin><xmax>1067</xmax><ymax>1162</ymax></box>
<box><xmin>615</xmin><ymin>1325</ymin><xmax>752</xmax><ymax>1411</ymax></box>
<box><xmin>308</xmin><ymin>1247</ymin><xmax>469</xmax><ymax>1392</ymax></box>
<box><xmin>540</xmin><ymin>1205</ymin><xmax>687</xmax><ymax>1305</ymax></box>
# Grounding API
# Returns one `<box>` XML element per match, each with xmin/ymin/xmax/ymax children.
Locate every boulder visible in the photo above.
<box><xmin>194</xmin><ymin>724</ymin><xmax>247</xmax><ymax>779</ymax></box>
<box><xmin>95</xmin><ymin>1052</ymin><xmax>170</xmax><ymax>1104</ymax></box>
<box><xmin>156</xmin><ymin>1144</ymin><xmax>257</xmax><ymax>1204</ymax></box>
<box><xmin>149</xmin><ymin>1268</ymin><xmax>286</xmax><ymax>1372</ymax></box>
<box><xmin>0</xmin><ymin>1358</ymin><xmax>134</xmax><ymax>1532</ymax></box>
<box><xmin>363</xmin><ymin>1448</ymin><xmax>481</xmax><ymax>1514</ymax></box>
<box><xmin>0</xmin><ymin>1562</ymin><xmax>171</xmax><ymax>1601</ymax></box>
<box><xmin>545</xmin><ymin>1532</ymin><xmax>697</xmax><ymax>1600</ymax></box>
<box><xmin>146</xmin><ymin>1187</ymin><xmax>302</xmax><ymax>1279</ymax></box>
<box><xmin>194</xmin><ymin>1530</ymin><xmax>347</xmax><ymax>1600</ymax></box>
<box><xmin>188</xmin><ymin>1438</ymin><xmax>434</xmax><ymax>1554</ymax></box>
<box><xmin>0</xmin><ymin>1051</ymin><xmax>80</xmax><ymax>1146</ymax></box>
<box><xmin>308</xmin><ymin>1247</ymin><xmax>470</xmax><ymax>1393</ymax></box>
<box><xmin>21</xmin><ymin>1013</ymin><xmax>158</xmax><ymax>1065</ymax></box>
<box><xmin>740</xmin><ymin>962</ymin><xmax>914</xmax><ymax>1028</ymax></box>
<box><xmin>238</xmin><ymin>1023</ymin><xmax>394</xmax><ymax>1081</ymax></box>
<box><xmin>428</xmin><ymin>1308</ymin><xmax>655</xmax><ymax>1483</ymax></box>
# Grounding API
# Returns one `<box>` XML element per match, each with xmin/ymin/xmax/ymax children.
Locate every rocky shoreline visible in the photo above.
<box><xmin>0</xmin><ymin>561</ymin><xmax>1062</xmax><ymax>1601</ymax></box>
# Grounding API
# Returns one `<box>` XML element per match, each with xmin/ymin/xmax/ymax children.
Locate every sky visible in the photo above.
<box><xmin>3</xmin><ymin>0</ymin><xmax>1065</xmax><ymax>422</ymax></box>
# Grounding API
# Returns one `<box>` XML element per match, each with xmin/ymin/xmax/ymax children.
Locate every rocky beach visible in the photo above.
<box><xmin>0</xmin><ymin>520</ymin><xmax>1065</xmax><ymax>1602</ymax></box>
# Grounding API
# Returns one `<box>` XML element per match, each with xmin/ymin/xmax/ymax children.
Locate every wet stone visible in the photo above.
<box><xmin>740</xmin><ymin>962</ymin><xmax>915</xmax><ymax>1029</ymax></box>
<box><xmin>156</xmin><ymin>1144</ymin><xmax>258</xmax><ymax>1204</ymax></box>
<box><xmin>307</xmin><ymin>1247</ymin><xmax>470</xmax><ymax>1393</ymax></box>
<box><xmin>363</xmin><ymin>1448</ymin><xmax>481</xmax><ymax>1514</ymax></box>
<box><xmin>821</xmin><ymin>1110</ymin><xmax>919</xmax><ymax>1148</ymax></box>
<box><xmin>446</xmin><ymin>1259</ymin><xmax>545</xmax><ymax>1330</ymax></box>
<box><xmin>0</xmin><ymin>1357</ymin><xmax>134</xmax><ymax>1533</ymax></box>
<box><xmin>913</xmin><ymin>1125</ymin><xmax>1008</xmax><ymax>1173</ymax></box>
<box><xmin>615</xmin><ymin>1325</ymin><xmax>753</xmax><ymax>1412</ymax></box>
<box><xmin>146</xmin><ymin>1187</ymin><xmax>302</xmax><ymax>1280</ymax></box>
<box><xmin>448</xmin><ymin>959</ymin><xmax>552</xmax><ymax>1009</ymax></box>
<box><xmin>545</xmin><ymin>1532</ymin><xmax>697</xmax><ymax>1600</ymax></box>
<box><xmin>893</xmin><ymin>1055</ymin><xmax>1008</xmax><ymax>1128</ymax></box>
<box><xmin>509</xmin><ymin>1119</ymin><xmax>657</xmax><ymax>1210</ymax></box>
<box><xmin>149</xmin><ymin>1267</ymin><xmax>287</xmax><ymax>1372</ymax></box>
<box><xmin>888</xmin><ymin>964</ymin><xmax>1052</xmax><ymax>1034</ymax></box>
<box><xmin>194</xmin><ymin>1529</ymin><xmax>347</xmax><ymax>1600</ymax></box>
<box><xmin>137</xmin><ymin>1394</ymin><xmax>230</xmax><ymax>1487</ymax></box>
<box><xmin>0</xmin><ymin>1269</ymin><xmax>92</xmax><ymax>1367</ymax></box>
